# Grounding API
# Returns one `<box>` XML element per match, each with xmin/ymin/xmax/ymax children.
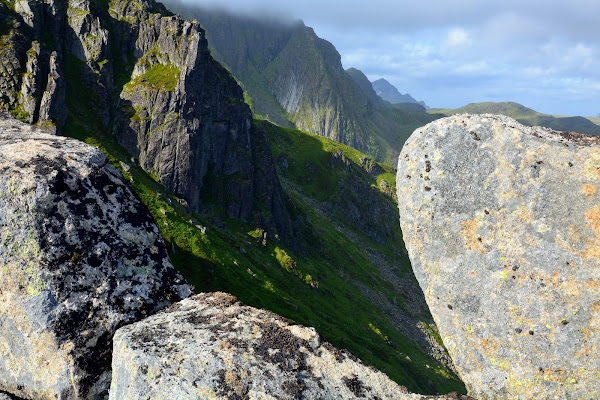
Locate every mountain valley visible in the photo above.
<box><xmin>0</xmin><ymin>0</ymin><xmax>465</xmax><ymax>396</ymax></box>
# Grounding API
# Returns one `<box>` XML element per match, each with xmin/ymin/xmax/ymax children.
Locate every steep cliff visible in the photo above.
<box><xmin>398</xmin><ymin>114</ymin><xmax>600</xmax><ymax>399</ymax></box>
<box><xmin>0</xmin><ymin>1</ymin><xmax>66</xmax><ymax>131</ymax></box>
<box><xmin>372</xmin><ymin>78</ymin><xmax>427</xmax><ymax>109</ymax></box>
<box><xmin>0</xmin><ymin>0</ymin><xmax>291</xmax><ymax>239</ymax></box>
<box><xmin>160</xmin><ymin>2</ymin><xmax>439</xmax><ymax>164</ymax></box>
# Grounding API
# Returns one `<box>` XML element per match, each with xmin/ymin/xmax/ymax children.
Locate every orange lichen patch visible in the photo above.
<box><xmin>468</xmin><ymin>270</ymin><xmax>477</xmax><ymax>278</ymax></box>
<box><xmin>592</xmin><ymin>302</ymin><xmax>600</xmax><ymax>313</ymax></box>
<box><xmin>585</xmin><ymin>280</ymin><xmax>600</xmax><ymax>290</ymax></box>
<box><xmin>586</xmin><ymin>206</ymin><xmax>600</xmax><ymax>237</ymax></box>
<box><xmin>538</xmin><ymin>369</ymin><xmax>565</xmax><ymax>383</ymax></box>
<box><xmin>523</xmin><ymin>232</ymin><xmax>541</xmax><ymax>248</ymax></box>
<box><xmin>581</xmin><ymin>243</ymin><xmax>600</xmax><ymax>260</ymax></box>
<box><xmin>479</xmin><ymin>337</ymin><xmax>500</xmax><ymax>353</ymax></box>
<box><xmin>558</xmin><ymin>219</ymin><xmax>600</xmax><ymax>260</ymax></box>
<box><xmin>575</xmin><ymin>343</ymin><xmax>597</xmax><ymax>359</ymax></box>
<box><xmin>460</xmin><ymin>219</ymin><xmax>487</xmax><ymax>253</ymax></box>
<box><xmin>582</xmin><ymin>184</ymin><xmax>597</xmax><ymax>196</ymax></box>
<box><xmin>514</xmin><ymin>204</ymin><xmax>532</xmax><ymax>223</ymax></box>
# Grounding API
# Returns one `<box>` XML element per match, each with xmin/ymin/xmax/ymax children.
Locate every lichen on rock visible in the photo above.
<box><xmin>110</xmin><ymin>292</ymin><xmax>471</xmax><ymax>400</ymax></box>
<box><xmin>397</xmin><ymin>114</ymin><xmax>600</xmax><ymax>399</ymax></box>
<box><xmin>0</xmin><ymin>112</ymin><xmax>191</xmax><ymax>399</ymax></box>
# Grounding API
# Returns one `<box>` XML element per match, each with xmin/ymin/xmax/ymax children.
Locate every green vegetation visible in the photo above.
<box><xmin>9</xmin><ymin>108</ymin><xmax>29</xmax><ymax>123</ymax></box>
<box><xmin>585</xmin><ymin>116</ymin><xmax>600</xmax><ymax>126</ymax></box>
<box><xmin>56</xmin><ymin>15</ymin><xmax>464</xmax><ymax>391</ymax></box>
<box><xmin>256</xmin><ymin>119</ymin><xmax>396</xmax><ymax>201</ymax></box>
<box><xmin>430</xmin><ymin>101</ymin><xmax>600</xmax><ymax>136</ymax></box>
<box><xmin>124</xmin><ymin>63</ymin><xmax>180</xmax><ymax>92</ymax></box>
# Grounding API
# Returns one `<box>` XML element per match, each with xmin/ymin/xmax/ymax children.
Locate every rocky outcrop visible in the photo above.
<box><xmin>0</xmin><ymin>113</ymin><xmax>191</xmax><ymax>399</ymax></box>
<box><xmin>110</xmin><ymin>292</ymin><xmax>472</xmax><ymax>400</ymax></box>
<box><xmin>0</xmin><ymin>1</ymin><xmax>69</xmax><ymax>130</ymax></box>
<box><xmin>0</xmin><ymin>0</ymin><xmax>292</xmax><ymax>239</ymax></box>
<box><xmin>112</xmin><ymin>2</ymin><xmax>255</xmax><ymax>218</ymax></box>
<box><xmin>0</xmin><ymin>392</ymin><xmax>25</xmax><ymax>400</ymax></box>
<box><xmin>397</xmin><ymin>114</ymin><xmax>600</xmax><ymax>399</ymax></box>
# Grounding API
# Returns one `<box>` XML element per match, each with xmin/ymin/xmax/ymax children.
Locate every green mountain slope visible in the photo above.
<box><xmin>430</xmin><ymin>102</ymin><xmax>600</xmax><ymax>136</ymax></box>
<box><xmin>585</xmin><ymin>116</ymin><xmax>600</xmax><ymax>126</ymax></box>
<box><xmin>160</xmin><ymin>1</ymin><xmax>439</xmax><ymax>165</ymax></box>
<box><xmin>71</xmin><ymin>116</ymin><xmax>466</xmax><ymax>394</ymax></box>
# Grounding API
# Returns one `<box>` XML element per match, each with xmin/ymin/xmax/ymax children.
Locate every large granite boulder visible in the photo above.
<box><xmin>0</xmin><ymin>113</ymin><xmax>191</xmax><ymax>399</ymax></box>
<box><xmin>397</xmin><ymin>114</ymin><xmax>600</xmax><ymax>399</ymax></box>
<box><xmin>110</xmin><ymin>292</ymin><xmax>472</xmax><ymax>400</ymax></box>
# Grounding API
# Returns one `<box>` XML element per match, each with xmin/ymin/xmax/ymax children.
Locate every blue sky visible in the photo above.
<box><xmin>181</xmin><ymin>0</ymin><xmax>600</xmax><ymax>116</ymax></box>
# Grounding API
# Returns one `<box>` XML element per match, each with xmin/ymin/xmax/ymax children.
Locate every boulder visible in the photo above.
<box><xmin>397</xmin><ymin>114</ymin><xmax>600</xmax><ymax>399</ymax></box>
<box><xmin>0</xmin><ymin>391</ymin><xmax>26</xmax><ymax>400</ymax></box>
<box><xmin>0</xmin><ymin>113</ymin><xmax>191</xmax><ymax>399</ymax></box>
<box><xmin>110</xmin><ymin>292</ymin><xmax>471</xmax><ymax>400</ymax></box>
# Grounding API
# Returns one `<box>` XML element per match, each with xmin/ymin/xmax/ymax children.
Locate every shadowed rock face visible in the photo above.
<box><xmin>0</xmin><ymin>0</ymin><xmax>292</xmax><ymax>240</ymax></box>
<box><xmin>0</xmin><ymin>113</ymin><xmax>191</xmax><ymax>399</ymax></box>
<box><xmin>397</xmin><ymin>114</ymin><xmax>600</xmax><ymax>399</ymax></box>
<box><xmin>110</xmin><ymin>292</ymin><xmax>474</xmax><ymax>400</ymax></box>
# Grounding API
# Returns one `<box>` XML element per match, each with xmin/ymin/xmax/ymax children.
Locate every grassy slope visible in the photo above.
<box><xmin>430</xmin><ymin>101</ymin><xmax>600</xmax><ymax>136</ymax></box>
<box><xmin>60</xmin><ymin>47</ymin><xmax>465</xmax><ymax>393</ymax></box>
<box><xmin>585</xmin><ymin>116</ymin><xmax>600</xmax><ymax>126</ymax></box>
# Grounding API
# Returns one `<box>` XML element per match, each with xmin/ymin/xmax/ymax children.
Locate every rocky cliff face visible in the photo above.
<box><xmin>0</xmin><ymin>113</ymin><xmax>191</xmax><ymax>399</ymax></box>
<box><xmin>0</xmin><ymin>0</ymin><xmax>291</xmax><ymax>240</ymax></box>
<box><xmin>398</xmin><ymin>114</ymin><xmax>600</xmax><ymax>399</ymax></box>
<box><xmin>161</xmin><ymin>3</ymin><xmax>438</xmax><ymax>164</ymax></box>
<box><xmin>0</xmin><ymin>1</ymin><xmax>66</xmax><ymax>131</ymax></box>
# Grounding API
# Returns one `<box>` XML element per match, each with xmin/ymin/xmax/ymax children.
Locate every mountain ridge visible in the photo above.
<box><xmin>372</xmin><ymin>78</ymin><xmax>428</xmax><ymax>109</ymax></box>
<box><xmin>160</xmin><ymin>0</ymin><xmax>439</xmax><ymax>164</ymax></box>
<box><xmin>429</xmin><ymin>101</ymin><xmax>600</xmax><ymax>136</ymax></box>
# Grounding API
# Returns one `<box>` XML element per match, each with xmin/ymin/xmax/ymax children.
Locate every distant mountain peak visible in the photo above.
<box><xmin>371</xmin><ymin>78</ymin><xmax>428</xmax><ymax>108</ymax></box>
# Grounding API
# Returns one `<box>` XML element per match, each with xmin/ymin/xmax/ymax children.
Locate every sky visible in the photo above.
<box><xmin>181</xmin><ymin>0</ymin><xmax>600</xmax><ymax>116</ymax></box>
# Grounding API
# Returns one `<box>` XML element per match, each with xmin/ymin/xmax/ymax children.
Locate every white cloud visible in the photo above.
<box><xmin>445</xmin><ymin>28</ymin><xmax>471</xmax><ymax>48</ymax></box>
<box><xmin>181</xmin><ymin>0</ymin><xmax>600</xmax><ymax>116</ymax></box>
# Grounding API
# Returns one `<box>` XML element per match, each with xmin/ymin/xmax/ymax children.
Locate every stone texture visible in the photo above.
<box><xmin>0</xmin><ymin>113</ymin><xmax>191</xmax><ymax>399</ymax></box>
<box><xmin>110</xmin><ymin>292</ymin><xmax>472</xmax><ymax>400</ymax></box>
<box><xmin>397</xmin><ymin>114</ymin><xmax>600</xmax><ymax>399</ymax></box>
